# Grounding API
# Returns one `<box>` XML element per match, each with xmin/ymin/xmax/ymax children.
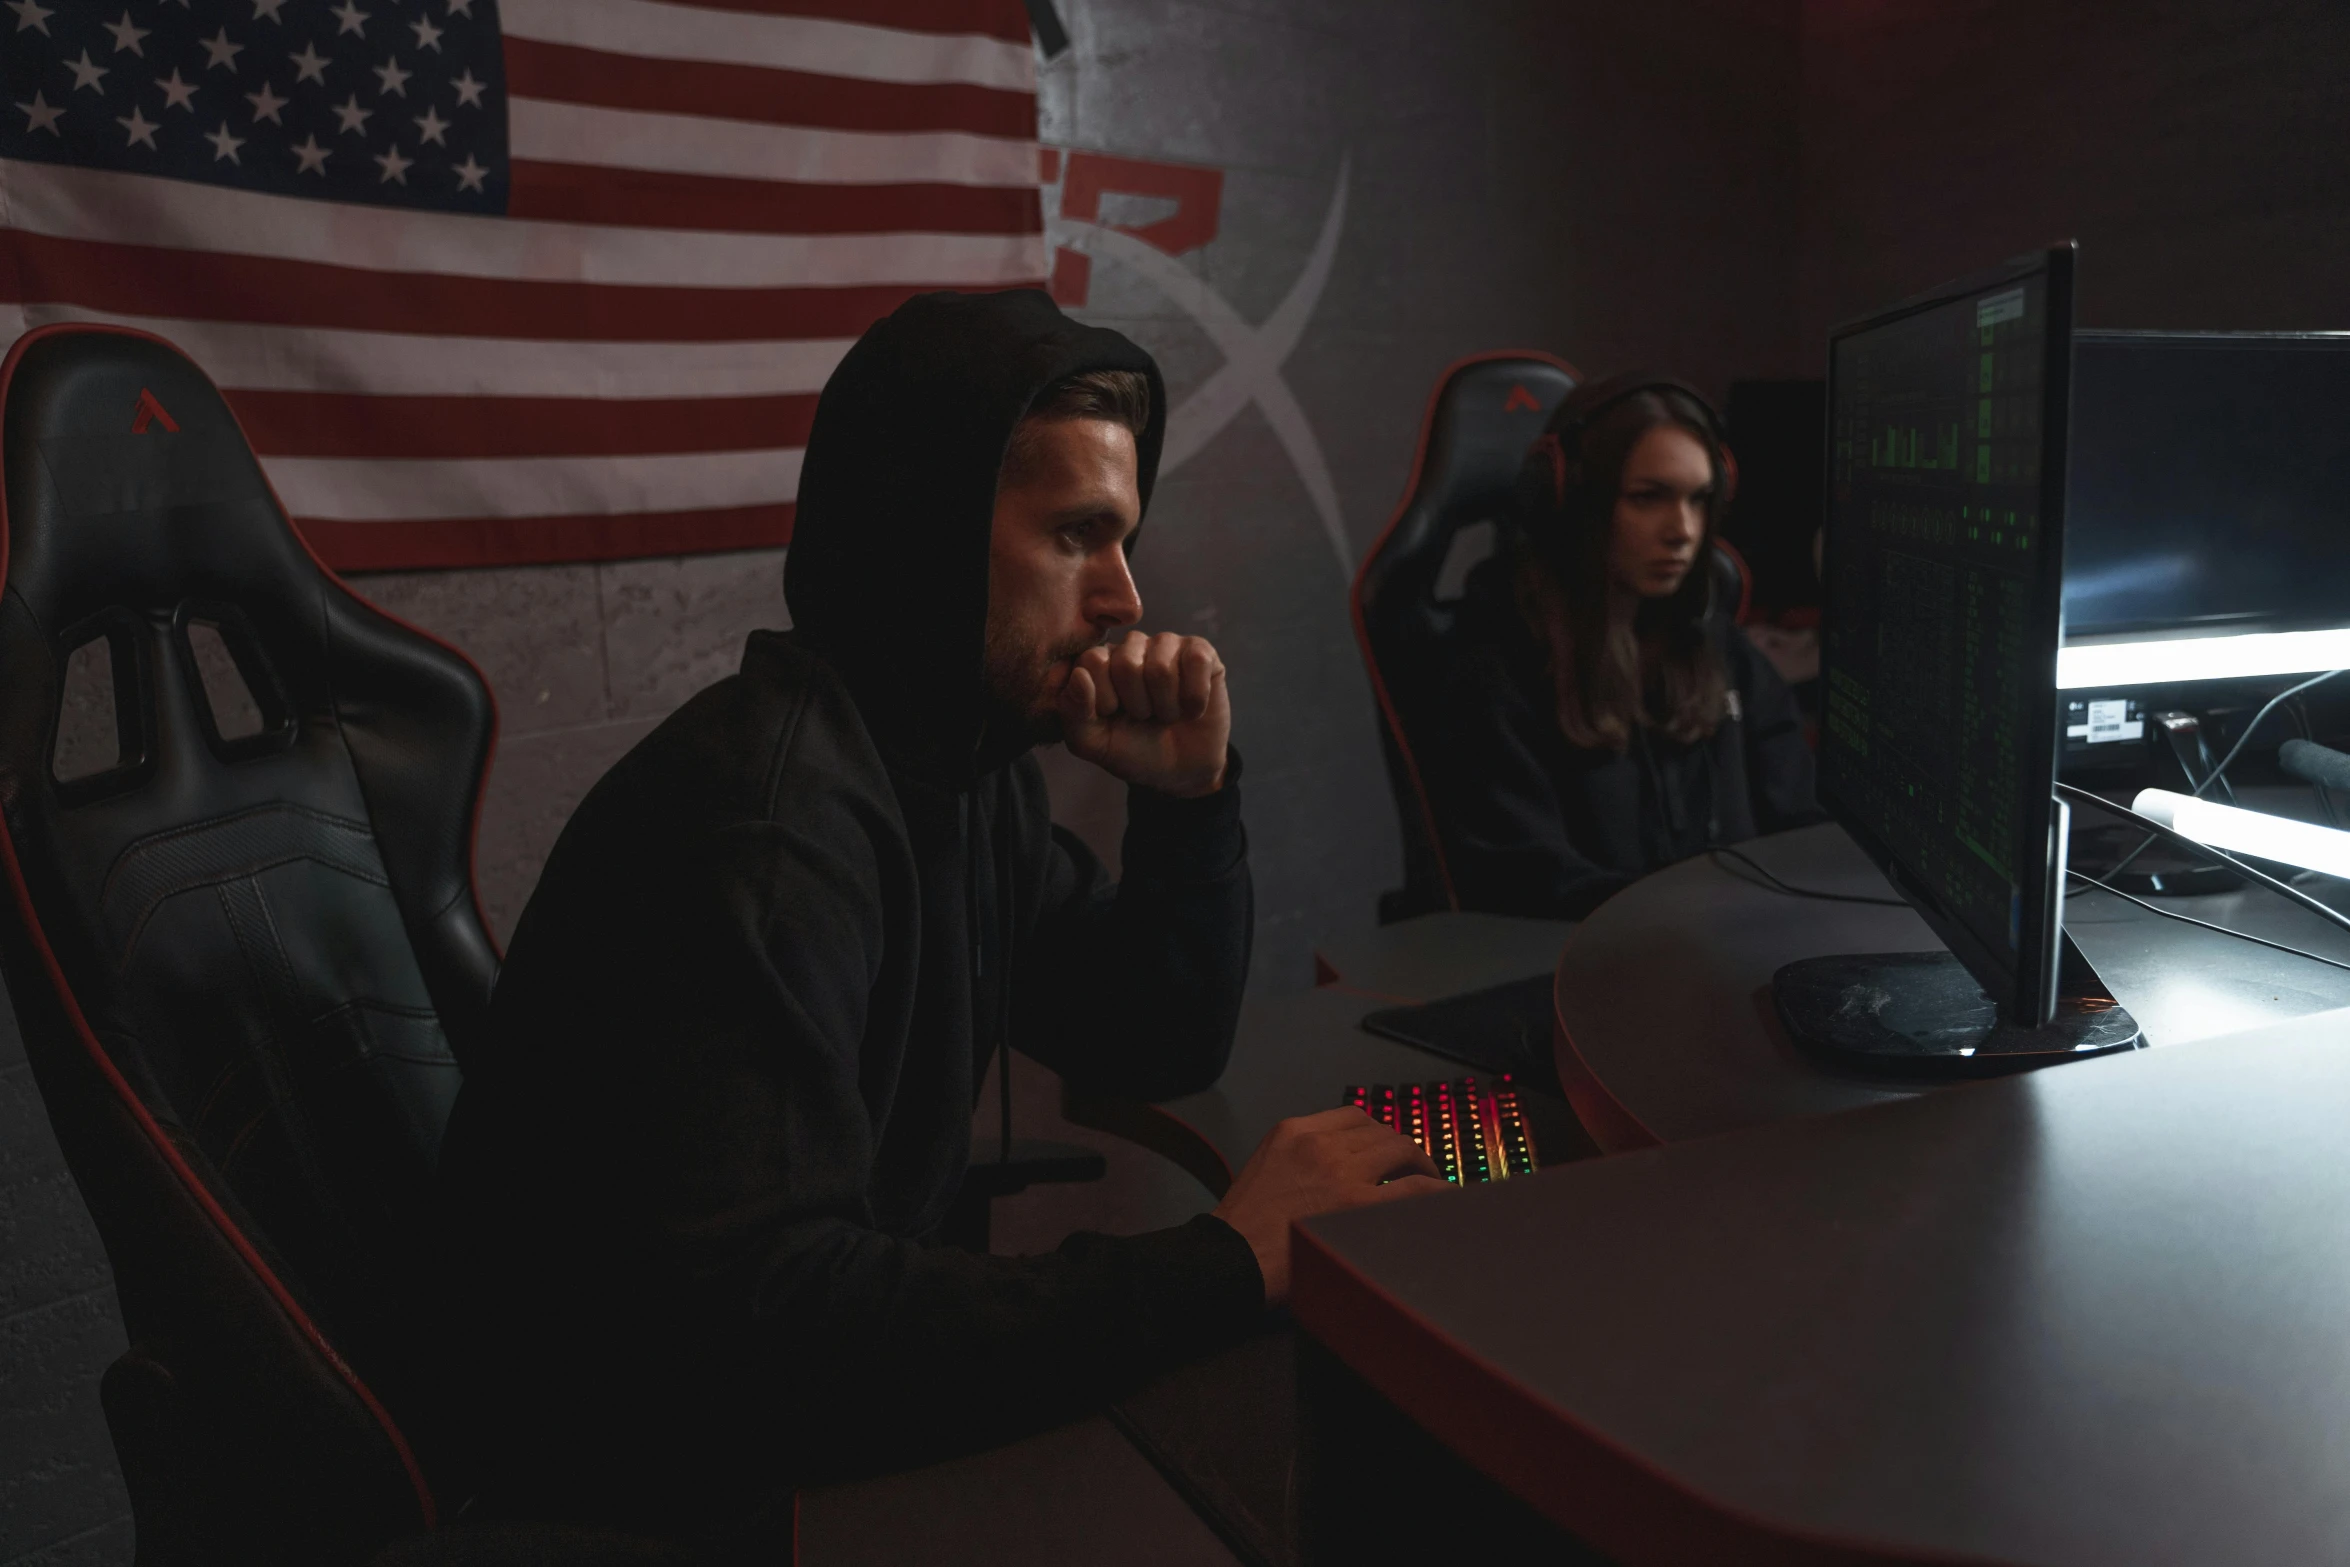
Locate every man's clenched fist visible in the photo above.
<box><xmin>1055</xmin><ymin>629</ymin><xmax>1230</xmax><ymax>797</ymax></box>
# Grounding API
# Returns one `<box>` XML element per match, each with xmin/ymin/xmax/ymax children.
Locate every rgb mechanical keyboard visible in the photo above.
<box><xmin>1342</xmin><ymin>1075</ymin><xmax>1541</xmax><ymax>1184</ymax></box>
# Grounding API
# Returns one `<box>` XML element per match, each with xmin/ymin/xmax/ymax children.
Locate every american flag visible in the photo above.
<box><xmin>0</xmin><ymin>0</ymin><xmax>1046</xmax><ymax>569</ymax></box>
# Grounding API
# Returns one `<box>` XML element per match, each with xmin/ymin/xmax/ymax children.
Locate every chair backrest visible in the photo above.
<box><xmin>1353</xmin><ymin>353</ymin><xmax>1578</xmax><ymax>920</ymax></box>
<box><xmin>0</xmin><ymin>325</ymin><xmax>499</xmax><ymax>1562</ymax></box>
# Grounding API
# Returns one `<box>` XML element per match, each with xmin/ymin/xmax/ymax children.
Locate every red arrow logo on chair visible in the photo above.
<box><xmin>129</xmin><ymin>388</ymin><xmax>178</xmax><ymax>434</ymax></box>
<box><xmin>1503</xmin><ymin>384</ymin><xmax>1542</xmax><ymax>413</ymax></box>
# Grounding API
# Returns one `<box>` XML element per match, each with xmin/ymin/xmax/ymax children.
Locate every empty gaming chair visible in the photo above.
<box><xmin>1354</xmin><ymin>355</ymin><xmax>1754</xmax><ymax>922</ymax></box>
<box><xmin>1354</xmin><ymin>353</ymin><xmax>1579</xmax><ymax>922</ymax></box>
<box><xmin>0</xmin><ymin>324</ymin><xmax>501</xmax><ymax>1564</ymax></box>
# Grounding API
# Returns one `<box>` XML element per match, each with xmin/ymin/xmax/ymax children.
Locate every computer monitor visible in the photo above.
<box><xmin>1784</xmin><ymin>244</ymin><xmax>2136</xmax><ymax>1072</ymax></box>
<box><xmin>2058</xmin><ymin>332</ymin><xmax>2350</xmax><ymax>689</ymax></box>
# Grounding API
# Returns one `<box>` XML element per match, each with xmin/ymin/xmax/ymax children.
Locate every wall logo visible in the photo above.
<box><xmin>1042</xmin><ymin>147</ymin><xmax>1351</xmax><ymax>576</ymax></box>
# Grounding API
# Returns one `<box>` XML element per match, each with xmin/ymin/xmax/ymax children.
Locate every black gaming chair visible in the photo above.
<box><xmin>0</xmin><ymin>324</ymin><xmax>511</xmax><ymax>1564</ymax></box>
<box><xmin>1354</xmin><ymin>353</ymin><xmax>1578</xmax><ymax>922</ymax></box>
<box><xmin>1353</xmin><ymin>353</ymin><xmax>1752</xmax><ymax>922</ymax></box>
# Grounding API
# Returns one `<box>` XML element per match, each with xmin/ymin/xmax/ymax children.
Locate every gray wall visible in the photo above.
<box><xmin>1799</xmin><ymin>0</ymin><xmax>2350</xmax><ymax>343</ymax></box>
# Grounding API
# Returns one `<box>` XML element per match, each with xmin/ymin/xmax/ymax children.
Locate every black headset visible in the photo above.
<box><xmin>1521</xmin><ymin>371</ymin><xmax>1738</xmax><ymax>514</ymax></box>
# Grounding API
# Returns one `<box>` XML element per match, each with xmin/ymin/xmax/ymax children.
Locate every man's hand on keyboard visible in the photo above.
<box><xmin>1212</xmin><ymin>1107</ymin><xmax>1450</xmax><ymax>1307</ymax></box>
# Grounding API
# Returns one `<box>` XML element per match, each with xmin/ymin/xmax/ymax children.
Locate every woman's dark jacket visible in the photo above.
<box><xmin>1421</xmin><ymin>557</ymin><xmax>1823</xmax><ymax>919</ymax></box>
<box><xmin>433</xmin><ymin>290</ymin><xmax>1262</xmax><ymax>1547</ymax></box>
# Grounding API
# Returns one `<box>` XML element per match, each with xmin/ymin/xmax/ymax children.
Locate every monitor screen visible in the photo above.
<box><xmin>1819</xmin><ymin>248</ymin><xmax>2075</xmax><ymax>1022</ymax></box>
<box><xmin>2067</xmin><ymin>333</ymin><xmax>2350</xmax><ymax>639</ymax></box>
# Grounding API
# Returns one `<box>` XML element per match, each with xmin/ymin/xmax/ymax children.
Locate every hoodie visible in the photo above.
<box><xmin>434</xmin><ymin>290</ymin><xmax>1263</xmax><ymax>1548</ymax></box>
<box><xmin>1421</xmin><ymin>552</ymin><xmax>1823</xmax><ymax>918</ymax></box>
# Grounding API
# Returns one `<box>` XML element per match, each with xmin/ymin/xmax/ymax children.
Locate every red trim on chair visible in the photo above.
<box><xmin>0</xmin><ymin>323</ymin><xmax>439</xmax><ymax>1526</ymax></box>
<box><xmin>1350</xmin><ymin>350</ymin><xmax>1579</xmax><ymax>913</ymax></box>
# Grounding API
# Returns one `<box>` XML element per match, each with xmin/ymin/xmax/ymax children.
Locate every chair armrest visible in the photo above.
<box><xmin>956</xmin><ymin>1137</ymin><xmax>1106</xmax><ymax>1200</ymax></box>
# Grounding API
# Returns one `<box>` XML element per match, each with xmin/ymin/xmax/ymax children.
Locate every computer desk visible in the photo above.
<box><xmin>1556</xmin><ymin>818</ymin><xmax>2350</xmax><ymax>1150</ymax></box>
<box><xmin>1289</xmin><ymin>821</ymin><xmax>2350</xmax><ymax>1564</ymax></box>
<box><xmin>1296</xmin><ymin>997</ymin><xmax>2350</xmax><ymax>1563</ymax></box>
<box><xmin>812</xmin><ymin>831</ymin><xmax>2350</xmax><ymax>1566</ymax></box>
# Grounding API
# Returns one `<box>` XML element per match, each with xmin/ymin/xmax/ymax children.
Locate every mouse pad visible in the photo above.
<box><xmin>1358</xmin><ymin>972</ymin><xmax>1557</xmax><ymax>1082</ymax></box>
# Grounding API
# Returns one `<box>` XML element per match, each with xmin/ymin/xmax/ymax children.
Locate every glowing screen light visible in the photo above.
<box><xmin>2059</xmin><ymin>628</ymin><xmax>2350</xmax><ymax>690</ymax></box>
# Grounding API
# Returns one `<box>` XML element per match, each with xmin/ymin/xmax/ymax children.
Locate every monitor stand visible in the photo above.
<box><xmin>1773</xmin><ymin>935</ymin><xmax>2140</xmax><ymax>1078</ymax></box>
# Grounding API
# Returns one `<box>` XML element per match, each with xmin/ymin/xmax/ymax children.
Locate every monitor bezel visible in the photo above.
<box><xmin>1819</xmin><ymin>243</ymin><xmax>2077</xmax><ymax>1027</ymax></box>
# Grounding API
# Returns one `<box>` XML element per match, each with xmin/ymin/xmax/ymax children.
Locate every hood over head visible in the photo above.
<box><xmin>784</xmin><ymin>288</ymin><xmax>1168</xmax><ymax>788</ymax></box>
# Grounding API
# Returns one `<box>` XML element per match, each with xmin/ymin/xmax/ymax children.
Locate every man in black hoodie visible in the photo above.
<box><xmin>436</xmin><ymin>289</ymin><xmax>1442</xmax><ymax>1548</ymax></box>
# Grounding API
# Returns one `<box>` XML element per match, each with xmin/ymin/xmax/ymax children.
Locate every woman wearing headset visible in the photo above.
<box><xmin>1421</xmin><ymin>373</ymin><xmax>1822</xmax><ymax>919</ymax></box>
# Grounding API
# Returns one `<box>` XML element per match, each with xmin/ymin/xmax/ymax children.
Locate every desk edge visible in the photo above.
<box><xmin>1289</xmin><ymin>1223</ymin><xmax>2004</xmax><ymax>1567</ymax></box>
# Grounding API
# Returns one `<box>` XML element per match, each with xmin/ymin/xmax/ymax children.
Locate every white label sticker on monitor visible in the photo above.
<box><xmin>2085</xmin><ymin>699</ymin><xmax>2144</xmax><ymax>743</ymax></box>
<box><xmin>1976</xmin><ymin>288</ymin><xmax>2027</xmax><ymax>329</ymax></box>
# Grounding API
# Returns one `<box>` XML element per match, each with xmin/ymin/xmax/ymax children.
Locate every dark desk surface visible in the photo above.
<box><xmin>1051</xmin><ymin>829</ymin><xmax>2350</xmax><ymax>1565</ymax></box>
<box><xmin>1295</xmin><ymin>1001</ymin><xmax>2350</xmax><ymax>1566</ymax></box>
<box><xmin>1069</xmin><ymin>913</ymin><xmax>1578</xmax><ymax>1195</ymax></box>
<box><xmin>1310</xmin><ymin>913</ymin><xmax>1580</xmax><ymax>1004</ymax></box>
<box><xmin>1556</xmin><ymin>820</ymin><xmax>2350</xmax><ymax>1149</ymax></box>
<box><xmin>828</xmin><ymin>850</ymin><xmax>2350</xmax><ymax>1564</ymax></box>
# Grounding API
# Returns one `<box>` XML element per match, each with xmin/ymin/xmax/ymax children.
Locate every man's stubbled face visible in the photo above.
<box><xmin>982</xmin><ymin>417</ymin><xmax>1144</xmax><ymax>742</ymax></box>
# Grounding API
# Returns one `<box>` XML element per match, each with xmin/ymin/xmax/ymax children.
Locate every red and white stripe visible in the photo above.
<box><xmin>0</xmin><ymin>0</ymin><xmax>1045</xmax><ymax>570</ymax></box>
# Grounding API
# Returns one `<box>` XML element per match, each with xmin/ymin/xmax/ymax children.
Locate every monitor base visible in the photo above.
<box><xmin>1773</xmin><ymin>948</ymin><xmax>2141</xmax><ymax>1079</ymax></box>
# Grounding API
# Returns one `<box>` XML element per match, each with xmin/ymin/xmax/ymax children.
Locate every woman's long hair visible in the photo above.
<box><xmin>1513</xmin><ymin>383</ymin><xmax>1731</xmax><ymax>753</ymax></box>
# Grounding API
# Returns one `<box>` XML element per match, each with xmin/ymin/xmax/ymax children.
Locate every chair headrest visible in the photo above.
<box><xmin>1393</xmin><ymin>355</ymin><xmax>1578</xmax><ymax>546</ymax></box>
<box><xmin>1355</xmin><ymin>353</ymin><xmax>1576</xmax><ymax>628</ymax></box>
<box><xmin>0</xmin><ymin>322</ymin><xmax>497</xmax><ymax>1063</ymax></box>
<box><xmin>1</xmin><ymin>326</ymin><xmax>327</xmax><ymax>634</ymax></box>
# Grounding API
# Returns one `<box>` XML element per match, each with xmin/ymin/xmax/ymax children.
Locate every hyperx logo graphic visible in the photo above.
<box><xmin>1044</xmin><ymin>148</ymin><xmax>1351</xmax><ymax>577</ymax></box>
<box><xmin>130</xmin><ymin>387</ymin><xmax>178</xmax><ymax>434</ymax></box>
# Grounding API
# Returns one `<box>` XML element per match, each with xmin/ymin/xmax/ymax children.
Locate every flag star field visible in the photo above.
<box><xmin>0</xmin><ymin>0</ymin><xmax>1043</xmax><ymax>570</ymax></box>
